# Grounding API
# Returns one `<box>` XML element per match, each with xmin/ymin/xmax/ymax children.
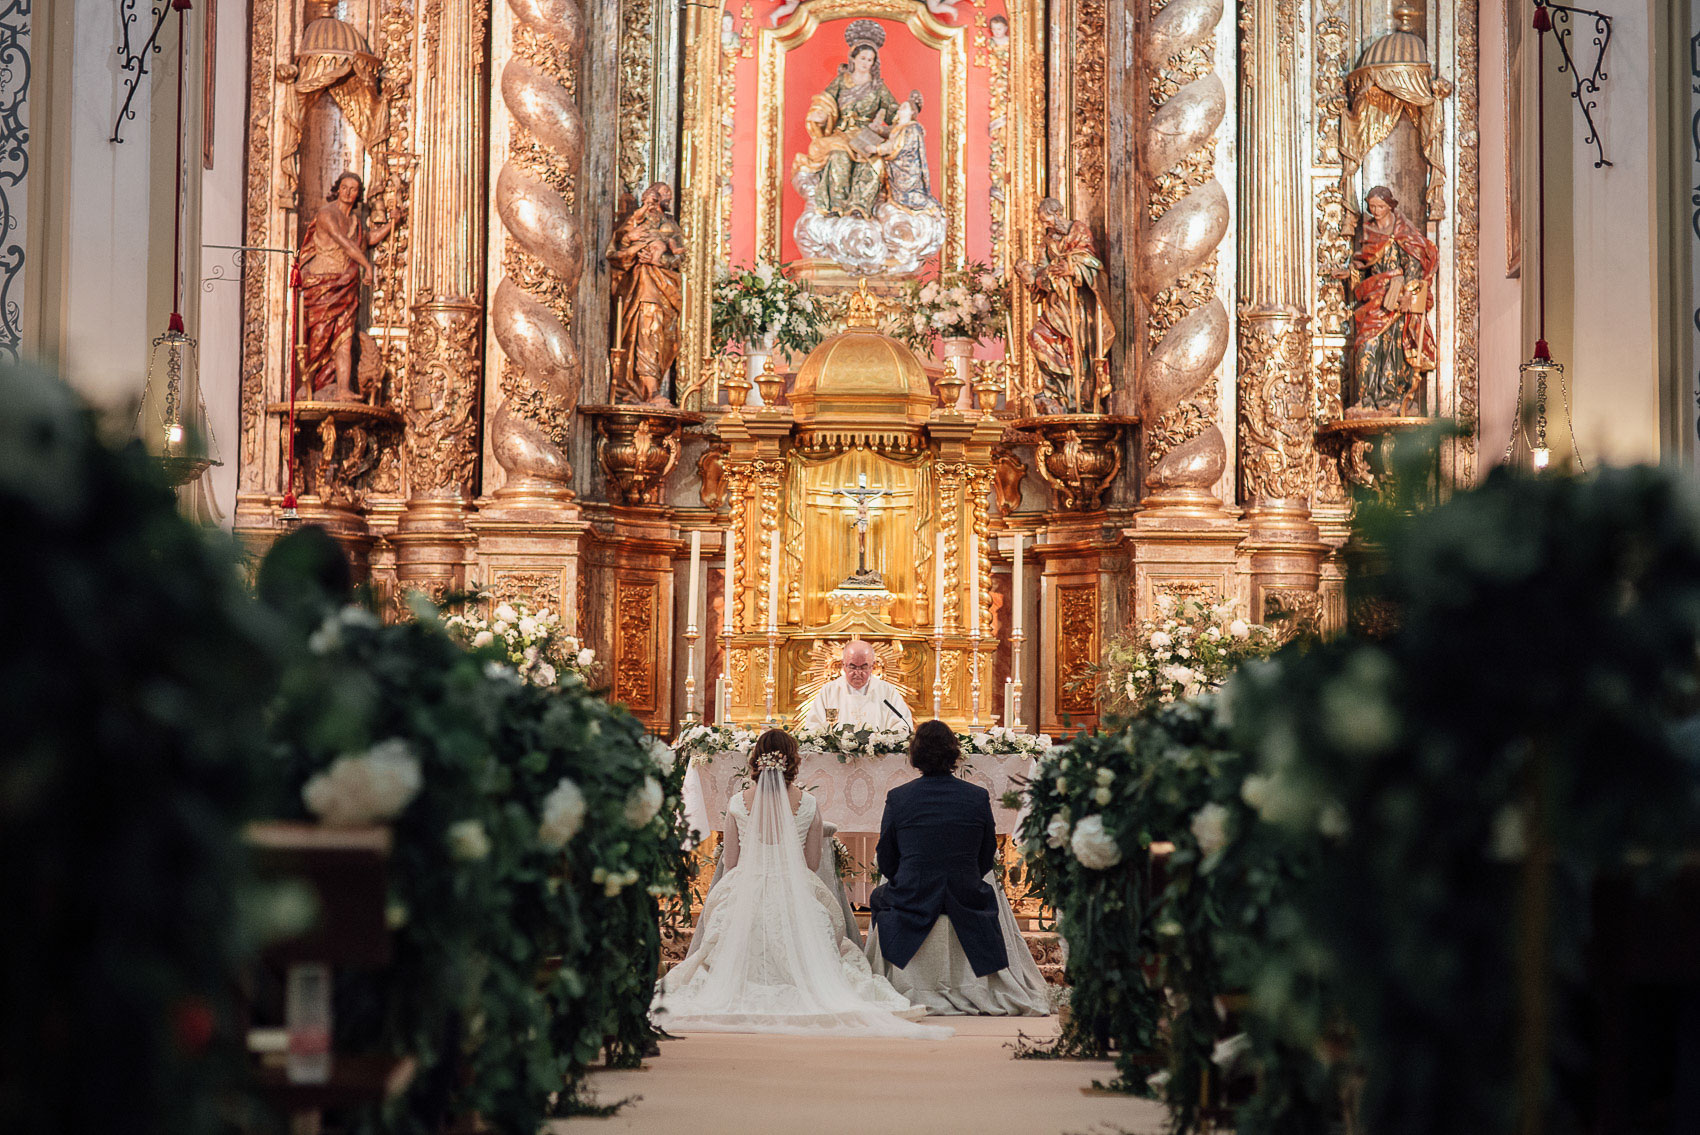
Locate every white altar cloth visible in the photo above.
<box><xmin>681</xmin><ymin>748</ymin><xmax>1036</xmax><ymax>840</ymax></box>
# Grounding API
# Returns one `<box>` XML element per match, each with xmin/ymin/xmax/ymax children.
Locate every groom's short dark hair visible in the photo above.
<box><xmin>909</xmin><ymin>720</ymin><xmax>960</xmax><ymax>776</ymax></box>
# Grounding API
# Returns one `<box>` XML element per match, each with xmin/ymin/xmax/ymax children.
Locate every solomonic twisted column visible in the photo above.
<box><xmin>1140</xmin><ymin>0</ymin><xmax>1231</xmax><ymax>511</ymax></box>
<box><xmin>488</xmin><ymin>0</ymin><xmax>587</xmax><ymax>513</ymax></box>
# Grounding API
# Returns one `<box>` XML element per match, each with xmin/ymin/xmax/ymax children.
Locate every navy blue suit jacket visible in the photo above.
<box><xmin>868</xmin><ymin>772</ymin><xmax>1009</xmax><ymax>977</ymax></box>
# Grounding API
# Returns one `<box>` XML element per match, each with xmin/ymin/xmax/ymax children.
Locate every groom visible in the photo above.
<box><xmin>865</xmin><ymin>720</ymin><xmax>1009</xmax><ymax>1005</ymax></box>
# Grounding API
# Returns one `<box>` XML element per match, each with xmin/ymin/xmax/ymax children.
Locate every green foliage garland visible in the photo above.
<box><xmin>264</xmin><ymin>602</ymin><xmax>691</xmax><ymax>1133</ymax></box>
<box><xmin>1224</xmin><ymin>465</ymin><xmax>1700</xmax><ymax>1135</ymax></box>
<box><xmin>1</xmin><ymin>365</ymin><xmax>287</xmax><ymax>1134</ymax></box>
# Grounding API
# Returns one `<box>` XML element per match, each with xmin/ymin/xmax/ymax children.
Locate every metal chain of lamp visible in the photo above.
<box><xmin>1504</xmin><ymin>1</ymin><xmax>1590</xmax><ymax>474</ymax></box>
<box><xmin>138</xmin><ymin>0</ymin><xmax>225</xmax><ymax>488</ymax></box>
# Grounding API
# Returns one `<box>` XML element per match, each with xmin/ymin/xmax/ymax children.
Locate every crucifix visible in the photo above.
<box><xmin>833</xmin><ymin>473</ymin><xmax>888</xmax><ymax>586</ymax></box>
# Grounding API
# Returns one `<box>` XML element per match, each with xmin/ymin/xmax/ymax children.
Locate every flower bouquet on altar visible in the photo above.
<box><xmin>885</xmin><ymin>260</ymin><xmax>1008</xmax><ymax>353</ymax></box>
<box><xmin>964</xmin><ymin>725</ymin><xmax>1055</xmax><ymax>757</ymax></box>
<box><xmin>709</xmin><ymin>261</ymin><xmax>823</xmax><ymax>357</ymax></box>
<box><xmin>796</xmin><ymin>723</ymin><xmax>912</xmax><ymax>761</ymax></box>
<box><xmin>443</xmin><ymin>601</ymin><xmax>598</xmax><ymax>688</ymax></box>
<box><xmin>1078</xmin><ymin>594</ymin><xmax>1277</xmax><ymax>719</ymax></box>
<box><xmin>672</xmin><ymin>722</ymin><xmax>761</xmax><ymax>767</ymax></box>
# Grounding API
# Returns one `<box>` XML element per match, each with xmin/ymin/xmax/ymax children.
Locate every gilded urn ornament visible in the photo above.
<box><xmin>583</xmin><ymin>405</ymin><xmax>704</xmax><ymax>507</ymax></box>
<box><xmin>1015</xmin><ymin>414</ymin><xmax>1137</xmax><ymax>512</ymax></box>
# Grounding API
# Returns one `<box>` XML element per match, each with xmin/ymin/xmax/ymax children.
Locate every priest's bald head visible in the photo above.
<box><xmin>841</xmin><ymin>640</ymin><xmax>876</xmax><ymax>691</ymax></box>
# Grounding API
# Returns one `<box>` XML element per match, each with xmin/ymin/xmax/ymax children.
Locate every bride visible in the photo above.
<box><xmin>653</xmin><ymin>730</ymin><xmax>949</xmax><ymax>1037</ymax></box>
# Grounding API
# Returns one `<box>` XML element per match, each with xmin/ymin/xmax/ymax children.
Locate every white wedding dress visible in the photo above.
<box><xmin>653</xmin><ymin>770</ymin><xmax>950</xmax><ymax>1038</ymax></box>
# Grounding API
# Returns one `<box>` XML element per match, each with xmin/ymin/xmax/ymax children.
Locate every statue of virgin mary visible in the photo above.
<box><xmin>791</xmin><ymin>20</ymin><xmax>945</xmax><ymax>276</ymax></box>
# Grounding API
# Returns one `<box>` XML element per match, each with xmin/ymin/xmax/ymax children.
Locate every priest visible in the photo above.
<box><xmin>803</xmin><ymin>640</ymin><xmax>913</xmax><ymax>732</ymax></box>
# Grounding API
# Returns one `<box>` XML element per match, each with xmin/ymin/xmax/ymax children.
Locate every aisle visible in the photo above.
<box><xmin>549</xmin><ymin>1017</ymin><xmax>1167</xmax><ymax>1134</ymax></box>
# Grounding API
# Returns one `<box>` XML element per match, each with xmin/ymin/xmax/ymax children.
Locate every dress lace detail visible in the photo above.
<box><xmin>654</xmin><ymin>780</ymin><xmax>946</xmax><ymax>1038</ymax></box>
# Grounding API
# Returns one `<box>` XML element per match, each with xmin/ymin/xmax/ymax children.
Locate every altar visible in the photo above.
<box><xmin>682</xmin><ymin>745</ymin><xmax>1035</xmax><ymax>903</ymax></box>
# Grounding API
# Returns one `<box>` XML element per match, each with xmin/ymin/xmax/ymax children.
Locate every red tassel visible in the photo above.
<box><xmin>172</xmin><ymin>0</ymin><xmax>193</xmax><ymax>10</ymax></box>
<box><xmin>167</xmin><ymin>311</ymin><xmax>185</xmax><ymax>334</ymax></box>
<box><xmin>1532</xmin><ymin>6</ymin><xmax>1552</xmax><ymax>32</ymax></box>
<box><xmin>1534</xmin><ymin>339</ymin><xmax>1551</xmax><ymax>362</ymax></box>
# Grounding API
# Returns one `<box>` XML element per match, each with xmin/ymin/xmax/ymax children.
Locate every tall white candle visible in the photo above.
<box><xmin>934</xmin><ymin>532</ymin><xmax>946</xmax><ymax>629</ymax></box>
<box><xmin>767</xmin><ymin>529</ymin><xmax>780</xmax><ymax>631</ymax></box>
<box><xmin>686</xmin><ymin>530</ymin><xmax>702</xmax><ymax>630</ymax></box>
<box><xmin>969</xmin><ymin>533</ymin><xmax>980</xmax><ymax>635</ymax></box>
<box><xmin>1004</xmin><ymin>677</ymin><xmax>1013</xmax><ymax>727</ymax></box>
<box><xmin>1011</xmin><ymin>533</ymin><xmax>1024</xmax><ymax>637</ymax></box>
<box><xmin>722</xmin><ymin>525</ymin><xmax>735</xmax><ymax>633</ymax></box>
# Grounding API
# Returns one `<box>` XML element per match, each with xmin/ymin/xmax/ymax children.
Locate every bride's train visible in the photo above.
<box><xmin>652</xmin><ymin>770</ymin><xmax>949</xmax><ymax>1038</ymax></box>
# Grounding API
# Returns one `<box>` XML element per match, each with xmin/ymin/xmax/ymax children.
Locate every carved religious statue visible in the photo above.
<box><xmin>607</xmin><ymin>182</ymin><xmax>686</xmax><ymax>406</ymax></box>
<box><xmin>1015</xmin><ymin>197</ymin><xmax>1114</xmax><ymax>415</ymax></box>
<box><xmin>1344</xmin><ymin>185</ymin><xmax>1437</xmax><ymax>416</ymax></box>
<box><xmin>297</xmin><ymin>172</ymin><xmax>403</xmax><ymax>400</ymax></box>
<box><xmin>791</xmin><ymin>20</ymin><xmax>945</xmax><ymax>276</ymax></box>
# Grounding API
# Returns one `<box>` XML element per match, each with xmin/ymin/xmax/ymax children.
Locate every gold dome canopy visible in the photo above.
<box><xmin>788</xmin><ymin>282</ymin><xmax>937</xmax><ymax>445</ymax></box>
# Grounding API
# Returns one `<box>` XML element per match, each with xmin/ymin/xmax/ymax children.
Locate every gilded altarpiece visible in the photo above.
<box><xmin>226</xmin><ymin>0</ymin><xmax>1487</xmax><ymax>738</ymax></box>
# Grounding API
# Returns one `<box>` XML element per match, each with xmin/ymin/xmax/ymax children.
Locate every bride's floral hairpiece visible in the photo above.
<box><xmin>754</xmin><ymin>750</ymin><xmax>788</xmax><ymax>771</ymax></box>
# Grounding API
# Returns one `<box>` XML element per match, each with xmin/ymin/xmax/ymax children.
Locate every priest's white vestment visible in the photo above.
<box><xmin>802</xmin><ymin>674</ymin><xmax>913</xmax><ymax>732</ymax></box>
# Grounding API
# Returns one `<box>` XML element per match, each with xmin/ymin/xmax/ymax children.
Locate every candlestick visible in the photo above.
<box><xmin>1010</xmin><ymin>629</ymin><xmax>1026</xmax><ymax>732</ymax></box>
<box><xmin>767</xmin><ymin>529</ymin><xmax>780</xmax><ymax>631</ymax></box>
<box><xmin>763</xmin><ymin>628</ymin><xmax>779</xmax><ymax>727</ymax></box>
<box><xmin>687</xmin><ymin>530</ymin><xmax>702</xmax><ymax>627</ymax></box>
<box><xmin>969</xmin><ymin>533</ymin><xmax>980</xmax><ymax>636</ymax></box>
<box><xmin>970</xmin><ymin>625</ymin><xmax>982</xmax><ymax>730</ymax></box>
<box><xmin>1011</xmin><ymin>533</ymin><xmax>1024</xmax><ymax>637</ymax></box>
<box><xmin>720</xmin><ymin>525</ymin><xmax>734</xmax><ymax>724</ymax></box>
<box><xmin>1003</xmin><ymin>677</ymin><xmax>1013</xmax><ymax>728</ymax></box>
<box><xmin>684</xmin><ymin>531</ymin><xmax>702</xmax><ymax>723</ymax></box>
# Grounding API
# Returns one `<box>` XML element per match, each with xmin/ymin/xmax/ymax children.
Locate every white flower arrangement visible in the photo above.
<box><xmin>886</xmin><ymin>260</ymin><xmax>1008</xmax><ymax>352</ymax></box>
<box><xmin>672</xmin><ymin>723</ymin><xmax>762</xmax><ymax>767</ymax></box>
<box><xmin>709</xmin><ymin>261</ymin><xmax>823</xmax><ymax>356</ymax></box>
<box><xmin>1069</xmin><ymin>813</ymin><xmax>1123</xmax><ymax>870</ymax></box>
<box><xmin>1189</xmin><ymin>801</ymin><xmax>1232</xmax><ymax>859</ymax></box>
<box><xmin>302</xmin><ymin>738</ymin><xmax>423</xmax><ymax>827</ymax></box>
<box><xmin>1097</xmin><ymin>595</ymin><xmax>1277</xmax><ymax>715</ymax></box>
<box><xmin>623</xmin><ymin>776</ymin><xmax>665</xmax><ymax>829</ymax></box>
<box><xmin>307</xmin><ymin>604</ymin><xmax>383</xmax><ymax>656</ymax></box>
<box><xmin>643</xmin><ymin>735</ymin><xmax>677</xmax><ymax>774</ymax></box>
<box><xmin>447</xmin><ymin>818</ymin><xmax>492</xmax><ymax>861</ymax></box>
<box><xmin>538</xmin><ymin>776</ymin><xmax>588</xmax><ymax>849</ymax></box>
<box><xmin>445</xmin><ymin>600</ymin><xmax>596</xmax><ymax>689</ymax></box>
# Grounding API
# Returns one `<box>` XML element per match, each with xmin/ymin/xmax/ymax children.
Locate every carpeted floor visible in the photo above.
<box><xmin>549</xmin><ymin>1016</ymin><xmax>1167</xmax><ymax>1134</ymax></box>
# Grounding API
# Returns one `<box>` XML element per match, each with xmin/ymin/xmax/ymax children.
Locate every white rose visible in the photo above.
<box><xmin>624</xmin><ymin>776</ymin><xmax>665</xmax><ymax>828</ymax></box>
<box><xmin>1095</xmin><ymin>768</ymin><xmax>1115</xmax><ymax>787</ymax></box>
<box><xmin>518</xmin><ymin>617</ymin><xmax>539</xmax><ymax>638</ymax></box>
<box><xmin>302</xmin><ymin>739</ymin><xmax>423</xmax><ymax>826</ymax></box>
<box><xmin>645</xmin><ymin>736</ymin><xmax>677</xmax><ymax>773</ymax></box>
<box><xmin>1228</xmin><ymin>619</ymin><xmax>1251</xmax><ymax>639</ymax></box>
<box><xmin>1212</xmin><ymin>1032</ymin><xmax>1253</xmax><ymax>1071</ymax></box>
<box><xmin>1190</xmin><ymin>802</ymin><xmax>1231</xmax><ymax>858</ymax></box>
<box><xmin>493</xmin><ymin>621</ymin><xmax>510</xmax><ymax>636</ymax></box>
<box><xmin>307</xmin><ymin>616</ymin><xmax>341</xmax><ymax>656</ymax></box>
<box><xmin>576</xmin><ymin>648</ymin><xmax>595</xmax><ymax>667</ymax></box>
<box><xmin>1318</xmin><ymin>801</ymin><xmax>1350</xmax><ymax>839</ymax></box>
<box><xmin>532</xmin><ymin>662</ymin><xmax>558</xmax><ymax>686</ymax></box>
<box><xmin>1149</xmin><ymin>630</ymin><xmax>1172</xmax><ymax>650</ymax></box>
<box><xmin>495</xmin><ymin>603</ymin><xmax>519</xmax><ymax>623</ymax></box>
<box><xmin>1044</xmin><ymin>813</ymin><xmax>1072</xmax><ymax>849</ymax></box>
<box><xmin>471</xmin><ymin>630</ymin><xmax>494</xmax><ymax>648</ymax></box>
<box><xmin>447</xmin><ymin>819</ymin><xmax>491</xmax><ymax>861</ymax></box>
<box><xmin>1070</xmin><ymin>814</ymin><xmax>1122</xmax><ymax>870</ymax></box>
<box><xmin>539</xmin><ymin>777</ymin><xmax>587</xmax><ymax>848</ymax></box>
<box><xmin>1240</xmin><ymin>773</ymin><xmax>1273</xmax><ymax>812</ymax></box>
<box><xmin>1092</xmin><ymin>787</ymin><xmax>1112</xmax><ymax>806</ymax></box>
<box><xmin>1155</xmin><ymin>593</ymin><xmax>1178</xmax><ymax>614</ymax></box>
<box><xmin>1055</xmin><ymin>777</ymin><xmax>1068</xmax><ymax>795</ymax></box>
<box><xmin>338</xmin><ymin>606</ymin><xmax>380</xmax><ymax>630</ymax></box>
